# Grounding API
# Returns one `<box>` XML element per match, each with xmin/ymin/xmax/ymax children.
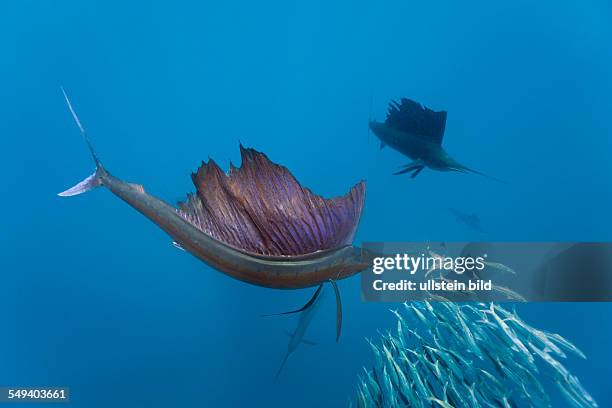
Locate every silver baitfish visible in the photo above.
<box><xmin>354</xmin><ymin>302</ymin><xmax>597</xmax><ymax>408</ymax></box>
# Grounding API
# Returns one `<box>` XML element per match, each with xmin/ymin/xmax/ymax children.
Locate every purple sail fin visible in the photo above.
<box><xmin>178</xmin><ymin>146</ymin><xmax>365</xmax><ymax>257</ymax></box>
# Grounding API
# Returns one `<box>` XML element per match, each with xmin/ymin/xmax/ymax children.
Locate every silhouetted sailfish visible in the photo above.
<box><xmin>58</xmin><ymin>89</ymin><xmax>372</xmax><ymax>341</ymax></box>
<box><xmin>369</xmin><ymin>98</ymin><xmax>503</xmax><ymax>181</ymax></box>
<box><xmin>275</xmin><ymin>285</ymin><xmax>326</xmax><ymax>379</ymax></box>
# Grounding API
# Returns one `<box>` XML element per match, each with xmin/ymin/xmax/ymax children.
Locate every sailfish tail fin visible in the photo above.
<box><xmin>58</xmin><ymin>172</ymin><xmax>102</xmax><ymax>197</ymax></box>
<box><xmin>58</xmin><ymin>87</ymin><xmax>106</xmax><ymax>197</ymax></box>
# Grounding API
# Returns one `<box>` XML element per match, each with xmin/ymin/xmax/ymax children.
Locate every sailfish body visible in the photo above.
<box><xmin>369</xmin><ymin>98</ymin><xmax>491</xmax><ymax>179</ymax></box>
<box><xmin>58</xmin><ymin>90</ymin><xmax>372</xmax><ymax>340</ymax></box>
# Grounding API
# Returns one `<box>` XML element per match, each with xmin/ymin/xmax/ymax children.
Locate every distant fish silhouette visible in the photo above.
<box><xmin>58</xmin><ymin>89</ymin><xmax>377</xmax><ymax>341</ymax></box>
<box><xmin>275</xmin><ymin>286</ymin><xmax>326</xmax><ymax>379</ymax></box>
<box><xmin>448</xmin><ymin>208</ymin><xmax>485</xmax><ymax>233</ymax></box>
<box><xmin>369</xmin><ymin>98</ymin><xmax>503</xmax><ymax>182</ymax></box>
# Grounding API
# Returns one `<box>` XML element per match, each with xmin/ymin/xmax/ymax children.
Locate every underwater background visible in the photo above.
<box><xmin>1</xmin><ymin>0</ymin><xmax>611</xmax><ymax>406</ymax></box>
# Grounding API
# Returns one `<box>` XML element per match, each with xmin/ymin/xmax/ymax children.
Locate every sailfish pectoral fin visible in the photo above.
<box><xmin>329</xmin><ymin>279</ymin><xmax>342</xmax><ymax>342</ymax></box>
<box><xmin>392</xmin><ymin>167</ymin><xmax>415</xmax><ymax>176</ymax></box>
<box><xmin>393</xmin><ymin>160</ymin><xmax>425</xmax><ymax>176</ymax></box>
<box><xmin>262</xmin><ymin>284</ymin><xmax>323</xmax><ymax>317</ymax></box>
<box><xmin>411</xmin><ymin>166</ymin><xmax>424</xmax><ymax>178</ymax></box>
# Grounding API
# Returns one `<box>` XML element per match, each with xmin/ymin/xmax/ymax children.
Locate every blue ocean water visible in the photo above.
<box><xmin>1</xmin><ymin>0</ymin><xmax>611</xmax><ymax>406</ymax></box>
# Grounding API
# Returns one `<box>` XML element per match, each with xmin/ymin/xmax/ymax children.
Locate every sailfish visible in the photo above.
<box><xmin>58</xmin><ymin>89</ymin><xmax>373</xmax><ymax>341</ymax></box>
<box><xmin>275</xmin><ymin>285</ymin><xmax>326</xmax><ymax>379</ymax></box>
<box><xmin>369</xmin><ymin>97</ymin><xmax>500</xmax><ymax>180</ymax></box>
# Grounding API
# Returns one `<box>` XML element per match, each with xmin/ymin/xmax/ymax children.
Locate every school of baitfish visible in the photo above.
<box><xmin>353</xmin><ymin>302</ymin><xmax>596</xmax><ymax>408</ymax></box>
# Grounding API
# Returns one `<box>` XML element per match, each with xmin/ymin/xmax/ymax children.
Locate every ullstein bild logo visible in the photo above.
<box><xmin>361</xmin><ymin>242</ymin><xmax>612</xmax><ymax>302</ymax></box>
